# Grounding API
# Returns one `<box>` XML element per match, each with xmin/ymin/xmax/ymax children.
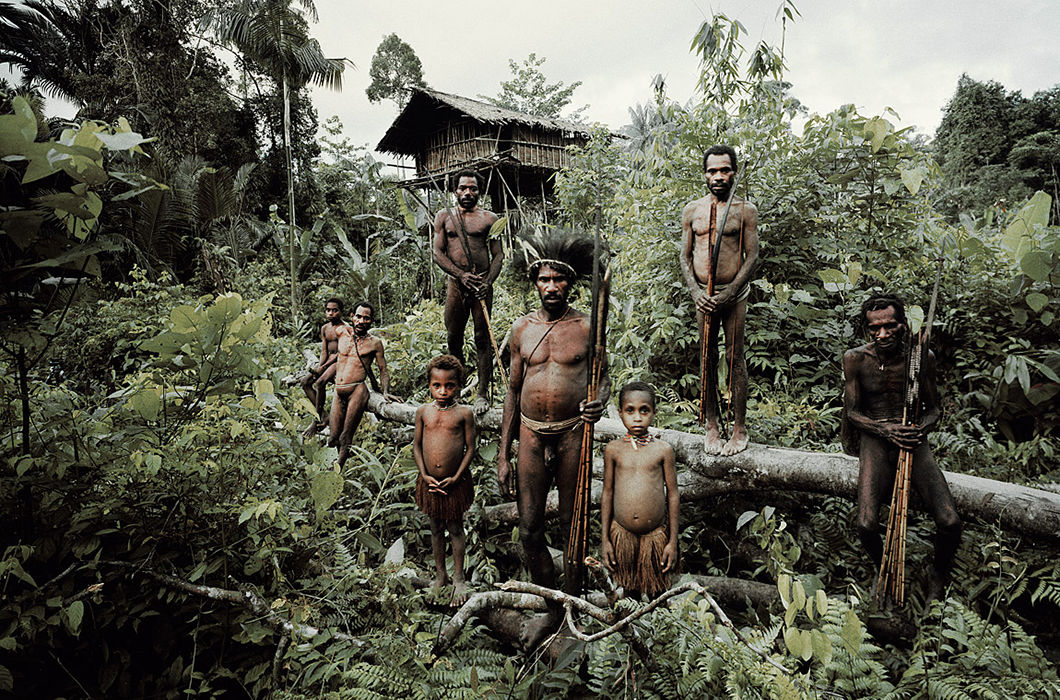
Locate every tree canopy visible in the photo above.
<box><xmin>480</xmin><ymin>52</ymin><xmax>586</xmax><ymax>121</ymax></box>
<box><xmin>365</xmin><ymin>33</ymin><xmax>427</xmax><ymax>109</ymax></box>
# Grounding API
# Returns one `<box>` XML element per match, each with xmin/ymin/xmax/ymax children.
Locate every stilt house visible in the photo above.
<box><xmin>376</xmin><ymin>87</ymin><xmax>593</xmax><ymax>211</ymax></box>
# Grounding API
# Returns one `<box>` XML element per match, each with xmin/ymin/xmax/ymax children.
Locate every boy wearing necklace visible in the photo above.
<box><xmin>601</xmin><ymin>382</ymin><xmax>679</xmax><ymax>598</ymax></box>
<box><xmin>412</xmin><ymin>355</ymin><xmax>477</xmax><ymax>607</ymax></box>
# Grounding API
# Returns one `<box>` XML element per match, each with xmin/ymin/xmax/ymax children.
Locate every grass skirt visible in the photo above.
<box><xmin>415</xmin><ymin>471</ymin><xmax>473</xmax><ymax>521</ymax></box>
<box><xmin>609</xmin><ymin>520</ymin><xmax>673</xmax><ymax>595</ymax></box>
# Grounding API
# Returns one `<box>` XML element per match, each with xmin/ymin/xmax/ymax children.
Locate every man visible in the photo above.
<box><xmin>328</xmin><ymin>302</ymin><xmax>396</xmax><ymax>466</ymax></box>
<box><xmin>301</xmin><ymin>297</ymin><xmax>348</xmax><ymax>435</ymax></box>
<box><xmin>680</xmin><ymin>144</ymin><xmax>759</xmax><ymax>456</ymax></box>
<box><xmin>843</xmin><ymin>293</ymin><xmax>961</xmax><ymax>600</ymax></box>
<box><xmin>433</xmin><ymin>169</ymin><xmax>503</xmax><ymax>413</ymax></box>
<box><xmin>496</xmin><ymin>229</ymin><xmax>608</xmax><ymax>648</ymax></box>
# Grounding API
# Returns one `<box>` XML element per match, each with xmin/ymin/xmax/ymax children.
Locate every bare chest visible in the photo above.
<box><xmin>521</xmin><ymin>320</ymin><xmax>589</xmax><ymax>367</ymax></box>
<box><xmin>422</xmin><ymin>409</ymin><xmax>465</xmax><ymax>435</ymax></box>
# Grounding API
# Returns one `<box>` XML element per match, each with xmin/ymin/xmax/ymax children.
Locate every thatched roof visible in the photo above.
<box><xmin>376</xmin><ymin>88</ymin><xmax>592</xmax><ymax>155</ymax></box>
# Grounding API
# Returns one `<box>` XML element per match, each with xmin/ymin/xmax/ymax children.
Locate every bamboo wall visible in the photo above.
<box><xmin>420</xmin><ymin>121</ymin><xmax>497</xmax><ymax>176</ymax></box>
<box><xmin>509</xmin><ymin>125</ymin><xmax>583</xmax><ymax>170</ymax></box>
<box><xmin>417</xmin><ymin>120</ymin><xmax>587</xmax><ymax>177</ymax></box>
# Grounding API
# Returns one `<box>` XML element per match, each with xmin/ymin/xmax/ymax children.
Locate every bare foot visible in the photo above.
<box><xmin>303</xmin><ymin>421</ymin><xmax>321</xmax><ymax>437</ymax></box>
<box><xmin>703</xmin><ymin>426</ymin><xmax>725</xmax><ymax>455</ymax></box>
<box><xmin>450</xmin><ymin>580</ymin><xmax>469</xmax><ymax>608</ymax></box>
<box><xmin>720</xmin><ymin>428</ymin><xmax>749</xmax><ymax>456</ymax></box>
<box><xmin>472</xmin><ymin>396</ymin><xmax>490</xmax><ymax>415</ymax></box>
<box><xmin>430</xmin><ymin>573</ymin><xmax>450</xmax><ymax>591</ymax></box>
<box><xmin>520</xmin><ymin>611</ymin><xmax>560</xmax><ymax>651</ymax></box>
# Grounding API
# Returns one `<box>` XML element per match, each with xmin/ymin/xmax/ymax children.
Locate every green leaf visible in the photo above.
<box><xmin>208</xmin><ymin>294</ymin><xmax>243</xmax><ymax>325</ymax></box>
<box><xmin>489</xmin><ymin>216</ymin><xmax>508</xmax><ymax>239</ymax></box>
<box><xmin>169</xmin><ymin>305</ymin><xmax>200</xmax><ymax>333</ymax></box>
<box><xmin>736</xmin><ymin>510</ymin><xmax>757</xmax><ymax>532</ymax></box>
<box><xmin>815</xmin><ymin>589</ymin><xmax>828</xmax><ymax>617</ymax></box>
<box><xmin>0</xmin><ymin>96</ymin><xmax>38</xmax><ymax>153</ymax></box>
<box><xmin>906</xmin><ymin>305</ymin><xmax>924</xmax><ymax>334</ymax></box>
<box><xmin>64</xmin><ymin>600</ymin><xmax>84</xmax><ymax>635</ymax></box>
<box><xmin>817</xmin><ymin>268</ymin><xmax>845</xmax><ymax>285</ymax></box>
<box><xmin>32</xmin><ymin>192</ymin><xmax>98</xmax><ymax>218</ymax></box>
<box><xmin>1002</xmin><ymin>191</ymin><xmax>1051</xmax><ymax>261</ymax></box>
<box><xmin>783</xmin><ymin>625</ymin><xmax>802</xmax><ymax>657</ymax></box>
<box><xmin>1016</xmin><ymin>357</ymin><xmax>1031</xmax><ymax>395</ymax></box>
<box><xmin>130</xmin><ymin>387</ymin><xmax>161</xmax><ymax>420</ymax></box>
<box><xmin>398</xmin><ymin>190</ymin><xmax>417</xmax><ymax>232</ymax></box>
<box><xmin>792</xmin><ymin>580</ymin><xmax>806</xmax><ymax>611</ymax></box>
<box><xmin>58</xmin><ymin>154</ymin><xmax>109</xmax><ymax>185</ymax></box>
<box><xmin>311</xmin><ymin>469</ymin><xmax>344</xmax><ymax>512</ymax></box>
<box><xmin>1020</xmin><ymin>250</ymin><xmax>1053</xmax><ymax>282</ymax></box>
<box><xmin>0</xmin><ymin>664</ymin><xmax>12</xmax><ymax>692</ymax></box>
<box><xmin>846</xmin><ymin>261</ymin><xmax>862</xmax><ymax>286</ymax></box>
<box><xmin>899</xmin><ymin>165</ymin><xmax>923</xmax><ymax>195</ymax></box>
<box><xmin>841</xmin><ymin>608</ymin><xmax>863</xmax><ymax>652</ymax></box>
<box><xmin>1026</xmin><ymin>292</ymin><xmax>1049</xmax><ymax>313</ymax></box>
<box><xmin>810</xmin><ymin>629</ymin><xmax>833</xmax><ymax>665</ymax></box>
<box><xmin>14</xmin><ymin>455</ymin><xmax>34</xmax><ymax>477</ymax></box>
<box><xmin>238</xmin><ymin>504</ymin><xmax>257</xmax><ymax>524</ymax></box>
<box><xmin>798</xmin><ymin>629</ymin><xmax>813</xmax><ymax>660</ymax></box>
<box><xmin>777</xmin><ymin>573</ymin><xmax>791</xmax><ymax>607</ymax></box>
<box><xmin>254</xmin><ymin>379</ymin><xmax>275</xmax><ymax>399</ymax></box>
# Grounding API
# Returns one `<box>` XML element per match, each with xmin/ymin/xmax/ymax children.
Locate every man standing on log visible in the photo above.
<box><xmin>681</xmin><ymin>145</ymin><xmax>759</xmax><ymax>456</ymax></box>
<box><xmin>497</xmin><ymin>229</ymin><xmax>608</xmax><ymax>647</ymax></box>
<box><xmin>433</xmin><ymin>169</ymin><xmax>503</xmax><ymax>414</ymax></box>
<box><xmin>329</xmin><ymin>302</ymin><xmax>396</xmax><ymax>466</ymax></box>
<box><xmin>843</xmin><ymin>293</ymin><xmax>961</xmax><ymax>600</ymax></box>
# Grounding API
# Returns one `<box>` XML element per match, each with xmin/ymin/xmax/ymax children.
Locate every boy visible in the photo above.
<box><xmin>302</xmin><ymin>297</ymin><xmax>347</xmax><ymax>435</ymax></box>
<box><xmin>601</xmin><ymin>382</ymin><xmax>679</xmax><ymax>597</ymax></box>
<box><xmin>412</xmin><ymin>355</ymin><xmax>477</xmax><ymax>606</ymax></box>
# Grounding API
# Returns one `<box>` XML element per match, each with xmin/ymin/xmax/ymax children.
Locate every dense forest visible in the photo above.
<box><xmin>1</xmin><ymin>1</ymin><xmax>1058</xmax><ymax>698</ymax></box>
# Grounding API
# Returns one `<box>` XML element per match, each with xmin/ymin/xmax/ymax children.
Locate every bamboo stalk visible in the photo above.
<box><xmin>567</xmin><ymin>267</ymin><xmax>611</xmax><ymax>581</ymax></box>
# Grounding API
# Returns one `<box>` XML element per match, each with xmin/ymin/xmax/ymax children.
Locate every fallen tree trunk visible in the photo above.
<box><xmin>365</xmin><ymin>395</ymin><xmax>1060</xmax><ymax>539</ymax></box>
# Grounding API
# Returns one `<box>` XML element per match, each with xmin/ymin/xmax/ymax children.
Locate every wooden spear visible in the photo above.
<box><xmin>567</xmin><ymin>203</ymin><xmax>611</xmax><ymax>591</ymax></box>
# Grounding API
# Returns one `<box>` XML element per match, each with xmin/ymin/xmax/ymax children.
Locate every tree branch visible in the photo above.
<box><xmin>101</xmin><ymin>561</ymin><xmax>363</xmax><ymax>646</ymax></box>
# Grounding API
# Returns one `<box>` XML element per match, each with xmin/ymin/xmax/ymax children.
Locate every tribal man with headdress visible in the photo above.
<box><xmin>497</xmin><ymin>227</ymin><xmax>610</xmax><ymax>648</ymax></box>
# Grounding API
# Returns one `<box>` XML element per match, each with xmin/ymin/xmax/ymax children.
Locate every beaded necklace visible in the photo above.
<box><xmin>623</xmin><ymin>432</ymin><xmax>655</xmax><ymax>450</ymax></box>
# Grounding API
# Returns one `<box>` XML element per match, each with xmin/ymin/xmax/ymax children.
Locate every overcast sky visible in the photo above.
<box><xmin>308</xmin><ymin>0</ymin><xmax>1060</xmax><ymax>163</ymax></box>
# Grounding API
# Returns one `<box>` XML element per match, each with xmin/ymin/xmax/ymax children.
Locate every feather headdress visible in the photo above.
<box><xmin>511</xmin><ymin>226</ymin><xmax>608</xmax><ymax>282</ymax></box>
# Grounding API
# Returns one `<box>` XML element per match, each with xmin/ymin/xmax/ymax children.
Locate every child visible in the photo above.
<box><xmin>601</xmin><ymin>381</ymin><xmax>679</xmax><ymax>597</ymax></box>
<box><xmin>412</xmin><ymin>355</ymin><xmax>477</xmax><ymax>606</ymax></box>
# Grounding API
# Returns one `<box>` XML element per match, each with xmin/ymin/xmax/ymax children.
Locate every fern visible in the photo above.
<box><xmin>891</xmin><ymin>599</ymin><xmax>1060</xmax><ymax>700</ymax></box>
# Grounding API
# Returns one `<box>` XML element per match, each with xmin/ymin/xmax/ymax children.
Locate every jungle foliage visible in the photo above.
<box><xmin>1</xmin><ymin>2</ymin><xmax>1059</xmax><ymax>698</ymax></box>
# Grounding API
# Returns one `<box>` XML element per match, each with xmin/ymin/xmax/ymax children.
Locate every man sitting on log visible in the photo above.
<box><xmin>432</xmin><ymin>169</ymin><xmax>503</xmax><ymax>414</ymax></box>
<box><xmin>680</xmin><ymin>144</ymin><xmax>759</xmax><ymax>456</ymax></box>
<box><xmin>496</xmin><ymin>228</ymin><xmax>608</xmax><ymax>648</ymax></box>
<box><xmin>843</xmin><ymin>293</ymin><xmax>961</xmax><ymax>601</ymax></box>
